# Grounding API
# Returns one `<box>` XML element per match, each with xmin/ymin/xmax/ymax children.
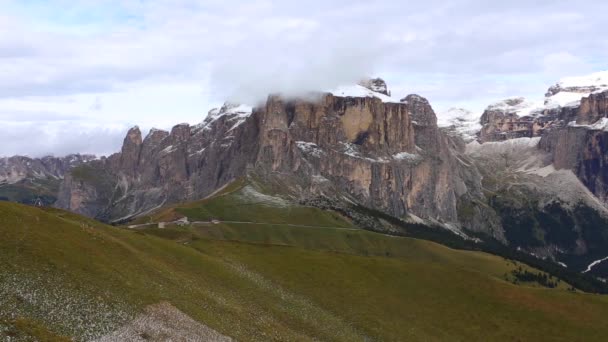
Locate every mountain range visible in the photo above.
<box><xmin>3</xmin><ymin>74</ymin><xmax>608</xmax><ymax>276</ymax></box>
<box><xmin>8</xmin><ymin>73</ymin><xmax>600</xmax><ymax>274</ymax></box>
<box><xmin>3</xmin><ymin>72</ymin><xmax>608</xmax><ymax>340</ymax></box>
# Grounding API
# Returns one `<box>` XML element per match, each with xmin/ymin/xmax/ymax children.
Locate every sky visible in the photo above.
<box><xmin>0</xmin><ymin>0</ymin><xmax>607</xmax><ymax>157</ymax></box>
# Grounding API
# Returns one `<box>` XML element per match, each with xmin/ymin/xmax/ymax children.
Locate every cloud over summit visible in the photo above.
<box><xmin>0</xmin><ymin>0</ymin><xmax>607</xmax><ymax>156</ymax></box>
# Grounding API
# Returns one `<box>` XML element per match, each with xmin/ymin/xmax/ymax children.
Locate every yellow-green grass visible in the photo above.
<box><xmin>0</xmin><ymin>202</ymin><xmax>365</xmax><ymax>340</ymax></box>
<box><xmin>192</xmin><ymin>238</ymin><xmax>608</xmax><ymax>341</ymax></box>
<box><xmin>141</xmin><ymin>223</ymin><xmax>569</xmax><ymax>289</ymax></box>
<box><xmin>131</xmin><ymin>178</ymin><xmax>354</xmax><ymax>228</ymax></box>
<box><xmin>2</xmin><ymin>201</ymin><xmax>608</xmax><ymax>341</ymax></box>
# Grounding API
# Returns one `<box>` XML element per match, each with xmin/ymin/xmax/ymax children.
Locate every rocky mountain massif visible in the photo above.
<box><xmin>5</xmin><ymin>73</ymin><xmax>607</xmax><ymax>276</ymax></box>
<box><xmin>474</xmin><ymin>72</ymin><xmax>608</xmax><ymax>213</ymax></box>
<box><xmin>478</xmin><ymin>71</ymin><xmax>608</xmax><ymax>143</ymax></box>
<box><xmin>0</xmin><ymin>154</ymin><xmax>95</xmax><ymax>205</ymax></box>
<box><xmin>450</xmin><ymin>71</ymin><xmax>608</xmax><ymax>273</ymax></box>
<box><xmin>55</xmin><ymin>79</ymin><xmax>497</xmax><ymax>234</ymax></box>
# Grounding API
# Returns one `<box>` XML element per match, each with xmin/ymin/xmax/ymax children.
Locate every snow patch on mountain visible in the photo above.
<box><xmin>161</xmin><ymin>145</ymin><xmax>176</xmax><ymax>154</ymax></box>
<box><xmin>486</xmin><ymin>97</ymin><xmax>544</xmax><ymax>117</ymax></box>
<box><xmin>466</xmin><ymin>137</ymin><xmax>541</xmax><ymax>155</ymax></box>
<box><xmin>583</xmin><ymin>256</ymin><xmax>608</xmax><ymax>273</ymax></box>
<box><xmin>438</xmin><ymin>108</ymin><xmax>482</xmax><ymax>142</ymax></box>
<box><xmin>568</xmin><ymin>117</ymin><xmax>608</xmax><ymax>131</ymax></box>
<box><xmin>545</xmin><ymin>70</ymin><xmax>608</xmax><ymax>108</ymax></box>
<box><xmin>544</xmin><ymin>92</ymin><xmax>589</xmax><ymax>108</ymax></box>
<box><xmin>479</xmin><ymin>71</ymin><xmax>608</xmax><ymax>127</ymax></box>
<box><xmin>329</xmin><ymin>85</ymin><xmax>401</xmax><ymax>103</ymax></box>
<box><xmin>522</xmin><ymin>164</ymin><xmax>556</xmax><ymax>178</ymax></box>
<box><xmin>296</xmin><ymin>141</ymin><xmax>325</xmax><ymax>158</ymax></box>
<box><xmin>238</xmin><ymin>185</ymin><xmax>290</xmax><ymax>208</ymax></box>
<box><xmin>556</xmin><ymin>70</ymin><xmax>608</xmax><ymax>88</ymax></box>
<box><xmin>193</xmin><ymin>102</ymin><xmax>254</xmax><ymax>133</ymax></box>
<box><xmin>392</xmin><ymin>151</ymin><xmax>421</xmax><ymax>162</ymax></box>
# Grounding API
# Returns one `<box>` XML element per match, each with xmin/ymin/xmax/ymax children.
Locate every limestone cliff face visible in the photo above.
<box><xmin>463</xmin><ymin>80</ymin><xmax>608</xmax><ymax>262</ymax></box>
<box><xmin>576</xmin><ymin>91</ymin><xmax>608</xmax><ymax>125</ymax></box>
<box><xmin>57</xmin><ymin>103</ymin><xmax>260</xmax><ymax>221</ymax></box>
<box><xmin>578</xmin><ymin>130</ymin><xmax>608</xmax><ymax>204</ymax></box>
<box><xmin>476</xmin><ymin>83</ymin><xmax>608</xmax><ymax>207</ymax></box>
<box><xmin>56</xmin><ymin>86</ymin><xmax>486</xmax><ymax>228</ymax></box>
<box><xmin>479</xmin><ymin>77</ymin><xmax>608</xmax><ymax>144</ymax></box>
<box><xmin>540</xmin><ymin>127</ymin><xmax>608</xmax><ymax>205</ymax></box>
<box><xmin>478</xmin><ymin>98</ymin><xmax>555</xmax><ymax>143</ymax></box>
<box><xmin>254</xmin><ymin>91</ymin><xmax>490</xmax><ymax>228</ymax></box>
<box><xmin>533</xmin><ymin>90</ymin><xmax>608</xmax><ymax>204</ymax></box>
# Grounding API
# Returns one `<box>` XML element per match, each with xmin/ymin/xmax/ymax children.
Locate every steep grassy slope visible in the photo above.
<box><xmin>131</xmin><ymin>178</ymin><xmax>352</xmax><ymax>228</ymax></box>
<box><xmin>3</xmin><ymin>200</ymin><xmax>608</xmax><ymax>341</ymax></box>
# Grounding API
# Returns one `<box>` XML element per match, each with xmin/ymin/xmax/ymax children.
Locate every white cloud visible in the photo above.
<box><xmin>542</xmin><ymin>52</ymin><xmax>594</xmax><ymax>77</ymax></box>
<box><xmin>0</xmin><ymin>0</ymin><xmax>607</xmax><ymax>156</ymax></box>
<box><xmin>0</xmin><ymin>121</ymin><xmax>128</xmax><ymax>157</ymax></box>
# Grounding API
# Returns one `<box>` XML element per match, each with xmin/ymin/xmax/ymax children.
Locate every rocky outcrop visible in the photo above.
<box><xmin>254</xmin><ymin>91</ymin><xmax>474</xmax><ymax>225</ymax></box>
<box><xmin>577</xmin><ymin>130</ymin><xmax>608</xmax><ymax>204</ymax></box>
<box><xmin>532</xmin><ymin>87</ymin><xmax>608</xmax><ymax>207</ymax></box>
<box><xmin>447</xmin><ymin>71</ymin><xmax>608</xmax><ymax>267</ymax></box>
<box><xmin>478</xmin><ymin>72</ymin><xmax>608</xmax><ymax>144</ymax></box>
<box><xmin>478</xmin><ymin>98</ymin><xmax>548</xmax><ymax>143</ymax></box>
<box><xmin>475</xmin><ymin>87</ymin><xmax>608</xmax><ymax>209</ymax></box>
<box><xmin>358</xmin><ymin>78</ymin><xmax>389</xmax><ymax>95</ymax></box>
<box><xmin>57</xmin><ymin>103</ymin><xmax>260</xmax><ymax>222</ymax></box>
<box><xmin>540</xmin><ymin>125</ymin><xmax>608</xmax><ymax>205</ymax></box>
<box><xmin>576</xmin><ymin>91</ymin><xmax>608</xmax><ymax>125</ymax></box>
<box><xmin>0</xmin><ymin>154</ymin><xmax>96</xmax><ymax>205</ymax></box>
<box><xmin>545</xmin><ymin>70</ymin><xmax>608</xmax><ymax>99</ymax></box>
<box><xmin>437</xmin><ymin>108</ymin><xmax>481</xmax><ymax>143</ymax></box>
<box><xmin>0</xmin><ymin>154</ymin><xmax>95</xmax><ymax>185</ymax></box>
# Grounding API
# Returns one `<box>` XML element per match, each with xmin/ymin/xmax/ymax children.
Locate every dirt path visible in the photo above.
<box><xmin>202</xmin><ymin>220</ymin><xmax>359</xmax><ymax>230</ymax></box>
<box><xmin>128</xmin><ymin>220</ymin><xmax>359</xmax><ymax>231</ymax></box>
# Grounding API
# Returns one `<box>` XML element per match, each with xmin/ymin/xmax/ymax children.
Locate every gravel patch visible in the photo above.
<box><xmin>93</xmin><ymin>302</ymin><xmax>232</xmax><ymax>342</ymax></box>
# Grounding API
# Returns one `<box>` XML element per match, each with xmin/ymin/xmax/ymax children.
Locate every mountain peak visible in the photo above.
<box><xmin>483</xmin><ymin>97</ymin><xmax>542</xmax><ymax>118</ymax></box>
<box><xmin>545</xmin><ymin>70</ymin><xmax>608</xmax><ymax>108</ymax></box>
<box><xmin>438</xmin><ymin>108</ymin><xmax>481</xmax><ymax>143</ymax></box>
<box><xmin>329</xmin><ymin>84</ymin><xmax>401</xmax><ymax>103</ymax></box>
<box><xmin>358</xmin><ymin>77</ymin><xmax>389</xmax><ymax>96</ymax></box>
<box><xmin>124</xmin><ymin>126</ymin><xmax>142</xmax><ymax>146</ymax></box>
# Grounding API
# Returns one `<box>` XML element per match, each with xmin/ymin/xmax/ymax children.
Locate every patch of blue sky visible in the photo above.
<box><xmin>5</xmin><ymin>0</ymin><xmax>144</xmax><ymax>33</ymax></box>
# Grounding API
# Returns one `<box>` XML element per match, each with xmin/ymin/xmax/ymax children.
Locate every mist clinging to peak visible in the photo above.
<box><xmin>209</xmin><ymin>27</ymin><xmax>390</xmax><ymax>105</ymax></box>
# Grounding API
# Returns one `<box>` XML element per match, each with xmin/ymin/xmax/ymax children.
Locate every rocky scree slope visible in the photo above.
<box><xmin>455</xmin><ymin>71</ymin><xmax>608</xmax><ymax>273</ymax></box>
<box><xmin>475</xmin><ymin>71</ymin><xmax>608</xmax><ymax>209</ymax></box>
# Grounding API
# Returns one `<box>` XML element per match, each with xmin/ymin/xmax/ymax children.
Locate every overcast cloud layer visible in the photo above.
<box><xmin>1</xmin><ymin>0</ymin><xmax>607</xmax><ymax>157</ymax></box>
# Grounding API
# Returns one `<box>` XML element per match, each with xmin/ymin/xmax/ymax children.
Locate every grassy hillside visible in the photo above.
<box><xmin>134</xmin><ymin>179</ymin><xmax>608</xmax><ymax>293</ymax></box>
<box><xmin>131</xmin><ymin>178</ymin><xmax>352</xmax><ymax>228</ymax></box>
<box><xmin>3</xmin><ymin>198</ymin><xmax>608</xmax><ymax>340</ymax></box>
